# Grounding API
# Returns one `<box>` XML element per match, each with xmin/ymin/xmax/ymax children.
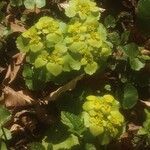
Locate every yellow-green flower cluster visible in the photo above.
<box><xmin>65</xmin><ymin>0</ymin><xmax>100</xmax><ymax>20</ymax></box>
<box><xmin>65</xmin><ymin>17</ymin><xmax>112</xmax><ymax>75</ymax></box>
<box><xmin>16</xmin><ymin>0</ymin><xmax>112</xmax><ymax>80</ymax></box>
<box><xmin>82</xmin><ymin>95</ymin><xmax>124</xmax><ymax>144</ymax></box>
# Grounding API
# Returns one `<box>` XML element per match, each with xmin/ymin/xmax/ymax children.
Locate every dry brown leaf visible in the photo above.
<box><xmin>44</xmin><ymin>74</ymin><xmax>84</xmax><ymax>102</ymax></box>
<box><xmin>10</xmin><ymin>21</ymin><xmax>26</xmax><ymax>33</ymax></box>
<box><xmin>128</xmin><ymin>123</ymin><xmax>141</xmax><ymax>132</ymax></box>
<box><xmin>14</xmin><ymin>110</ymin><xmax>35</xmax><ymax>122</ymax></box>
<box><xmin>140</xmin><ymin>100</ymin><xmax>150</xmax><ymax>107</ymax></box>
<box><xmin>10</xmin><ymin>124</ymin><xmax>25</xmax><ymax>134</ymax></box>
<box><xmin>4</xmin><ymin>52</ymin><xmax>26</xmax><ymax>84</ymax></box>
<box><xmin>3</xmin><ymin>86</ymin><xmax>34</xmax><ymax>107</ymax></box>
<box><xmin>0</xmin><ymin>66</ymin><xmax>5</xmax><ymax>73</ymax></box>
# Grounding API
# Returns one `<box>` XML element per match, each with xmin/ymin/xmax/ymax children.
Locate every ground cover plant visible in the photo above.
<box><xmin>0</xmin><ymin>0</ymin><xmax>150</xmax><ymax>149</ymax></box>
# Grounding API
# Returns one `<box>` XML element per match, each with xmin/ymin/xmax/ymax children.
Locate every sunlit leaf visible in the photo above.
<box><xmin>46</xmin><ymin>63</ymin><xmax>62</xmax><ymax>76</ymax></box>
<box><xmin>65</xmin><ymin>7</ymin><xmax>76</xmax><ymax>18</ymax></box>
<box><xmin>0</xmin><ymin>106</ymin><xmax>11</xmax><ymax>126</ymax></box>
<box><xmin>34</xmin><ymin>57</ymin><xmax>47</xmax><ymax>68</ymax></box>
<box><xmin>130</xmin><ymin>58</ymin><xmax>145</xmax><ymax>71</ymax></box>
<box><xmin>24</xmin><ymin>0</ymin><xmax>46</xmax><ymax>9</ymax></box>
<box><xmin>46</xmin><ymin>33</ymin><xmax>62</xmax><ymax>44</ymax></box>
<box><xmin>0</xmin><ymin>128</ymin><xmax>12</xmax><ymax>140</ymax></box>
<box><xmin>53</xmin><ymin>134</ymin><xmax>79</xmax><ymax>150</ymax></box>
<box><xmin>0</xmin><ymin>141</ymin><xmax>7</xmax><ymax>150</ymax></box>
<box><xmin>30</xmin><ymin>42</ymin><xmax>43</xmax><ymax>53</ymax></box>
<box><xmin>16</xmin><ymin>36</ymin><xmax>29</xmax><ymax>52</ymax></box>
<box><xmin>84</xmin><ymin>62</ymin><xmax>98</xmax><ymax>75</ymax></box>
<box><xmin>24</xmin><ymin>0</ymin><xmax>35</xmax><ymax>9</ymax></box>
<box><xmin>69</xmin><ymin>59</ymin><xmax>81</xmax><ymax>71</ymax></box>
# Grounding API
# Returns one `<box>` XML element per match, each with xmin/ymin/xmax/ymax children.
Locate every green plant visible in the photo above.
<box><xmin>0</xmin><ymin>106</ymin><xmax>12</xmax><ymax>150</ymax></box>
<box><xmin>16</xmin><ymin>0</ymin><xmax>112</xmax><ymax>90</ymax></box>
<box><xmin>10</xmin><ymin>0</ymin><xmax>46</xmax><ymax>9</ymax></box>
<box><xmin>137</xmin><ymin>109</ymin><xmax>150</xmax><ymax>144</ymax></box>
<box><xmin>82</xmin><ymin>94</ymin><xmax>124</xmax><ymax>145</ymax></box>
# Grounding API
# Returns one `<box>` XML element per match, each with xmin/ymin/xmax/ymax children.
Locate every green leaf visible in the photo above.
<box><xmin>65</xmin><ymin>7</ymin><xmax>76</xmax><ymax>18</ymax></box>
<box><xmin>85</xmin><ymin>143</ymin><xmax>96</xmax><ymax>150</ymax></box>
<box><xmin>104</xmin><ymin>84</ymin><xmax>111</xmax><ymax>91</ymax></box>
<box><xmin>24</xmin><ymin>0</ymin><xmax>46</xmax><ymax>9</ymax></box>
<box><xmin>47</xmin><ymin>144</ymin><xmax>53</xmax><ymax>150</ymax></box>
<box><xmin>138</xmin><ymin>109</ymin><xmax>150</xmax><ymax>136</ymax></box>
<box><xmin>138</xmin><ymin>0</ymin><xmax>150</xmax><ymax>18</ymax></box>
<box><xmin>10</xmin><ymin>0</ymin><xmax>23</xmax><ymax>7</ymax></box>
<box><xmin>100</xmin><ymin>133</ymin><xmax>111</xmax><ymax>145</ymax></box>
<box><xmin>120</xmin><ymin>31</ymin><xmax>130</xmax><ymax>44</ymax></box>
<box><xmin>16</xmin><ymin>36</ymin><xmax>29</xmax><ymax>52</ymax></box>
<box><xmin>104</xmin><ymin>15</ymin><xmax>116</xmax><ymax>28</ymax></box>
<box><xmin>34</xmin><ymin>57</ymin><xmax>47</xmax><ymax>68</ymax></box>
<box><xmin>28</xmin><ymin>142</ymin><xmax>45</xmax><ymax>150</ymax></box>
<box><xmin>98</xmin><ymin>24</ymin><xmax>107</xmax><ymax>41</ymax></box>
<box><xmin>123</xmin><ymin>43</ymin><xmax>139</xmax><ymax>58</ymax></box>
<box><xmin>0</xmin><ymin>106</ymin><xmax>11</xmax><ymax>126</ymax></box>
<box><xmin>130</xmin><ymin>58</ymin><xmax>145</xmax><ymax>71</ymax></box>
<box><xmin>84</xmin><ymin>62</ymin><xmax>98</xmax><ymax>75</ymax></box>
<box><xmin>46</xmin><ymin>63</ymin><xmax>62</xmax><ymax>76</ymax></box>
<box><xmin>139</xmin><ymin>55</ymin><xmax>150</xmax><ymax>61</ymax></box>
<box><xmin>69</xmin><ymin>42</ymin><xmax>86</xmax><ymax>53</ymax></box>
<box><xmin>35</xmin><ymin>0</ymin><xmax>46</xmax><ymax>8</ymax></box>
<box><xmin>25</xmin><ymin>79</ymin><xmax>34</xmax><ymax>90</ymax></box>
<box><xmin>69</xmin><ymin>59</ymin><xmax>81</xmax><ymax>71</ymax></box>
<box><xmin>137</xmin><ymin>0</ymin><xmax>150</xmax><ymax>34</ymax></box>
<box><xmin>122</xmin><ymin>83</ymin><xmax>138</xmax><ymax>109</ymax></box>
<box><xmin>138</xmin><ymin>127</ymin><xmax>147</xmax><ymax>135</ymax></box>
<box><xmin>30</xmin><ymin>42</ymin><xmax>43</xmax><ymax>53</ymax></box>
<box><xmin>46</xmin><ymin>33</ymin><xmax>62</xmax><ymax>44</ymax></box>
<box><xmin>53</xmin><ymin>134</ymin><xmax>79</xmax><ymax>150</ymax></box>
<box><xmin>55</xmin><ymin>43</ymin><xmax>67</xmax><ymax>53</ymax></box>
<box><xmin>22</xmin><ymin>65</ymin><xmax>33</xmax><ymax>78</ymax></box>
<box><xmin>0</xmin><ymin>141</ymin><xmax>7</xmax><ymax>150</ymax></box>
<box><xmin>61</xmin><ymin>111</ymin><xmax>85</xmax><ymax>136</ymax></box>
<box><xmin>24</xmin><ymin>0</ymin><xmax>35</xmax><ymax>9</ymax></box>
<box><xmin>108</xmin><ymin>32</ymin><xmax>121</xmax><ymax>46</ymax></box>
<box><xmin>0</xmin><ymin>128</ymin><xmax>12</xmax><ymax>140</ymax></box>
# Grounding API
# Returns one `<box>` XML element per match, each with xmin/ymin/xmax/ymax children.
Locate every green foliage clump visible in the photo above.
<box><xmin>82</xmin><ymin>94</ymin><xmax>124</xmax><ymax>145</ymax></box>
<box><xmin>16</xmin><ymin>0</ymin><xmax>112</xmax><ymax>88</ymax></box>
<box><xmin>138</xmin><ymin>109</ymin><xmax>150</xmax><ymax>143</ymax></box>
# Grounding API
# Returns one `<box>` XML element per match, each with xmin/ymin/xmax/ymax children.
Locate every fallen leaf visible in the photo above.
<box><xmin>0</xmin><ymin>66</ymin><xmax>5</xmax><ymax>73</ymax></box>
<box><xmin>10</xmin><ymin>124</ymin><xmax>25</xmax><ymax>134</ymax></box>
<box><xmin>4</xmin><ymin>52</ymin><xmax>26</xmax><ymax>84</ymax></box>
<box><xmin>10</xmin><ymin>22</ymin><xmax>26</xmax><ymax>32</ymax></box>
<box><xmin>14</xmin><ymin>110</ymin><xmax>35</xmax><ymax>122</ymax></box>
<box><xmin>3</xmin><ymin>86</ymin><xmax>34</xmax><ymax>107</ymax></box>
<box><xmin>44</xmin><ymin>74</ymin><xmax>84</xmax><ymax>102</ymax></box>
<box><xmin>140</xmin><ymin>100</ymin><xmax>150</xmax><ymax>107</ymax></box>
<box><xmin>128</xmin><ymin>123</ymin><xmax>141</xmax><ymax>132</ymax></box>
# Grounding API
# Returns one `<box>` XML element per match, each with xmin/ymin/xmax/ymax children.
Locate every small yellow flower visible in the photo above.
<box><xmin>82</xmin><ymin>94</ymin><xmax>124</xmax><ymax>139</ymax></box>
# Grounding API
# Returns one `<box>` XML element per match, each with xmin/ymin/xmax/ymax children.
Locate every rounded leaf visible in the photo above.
<box><xmin>122</xmin><ymin>83</ymin><xmax>138</xmax><ymax>109</ymax></box>
<box><xmin>34</xmin><ymin>57</ymin><xmax>47</xmax><ymax>68</ymax></box>
<box><xmin>46</xmin><ymin>63</ymin><xmax>62</xmax><ymax>76</ymax></box>
<box><xmin>84</xmin><ymin>62</ymin><xmax>98</xmax><ymax>75</ymax></box>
